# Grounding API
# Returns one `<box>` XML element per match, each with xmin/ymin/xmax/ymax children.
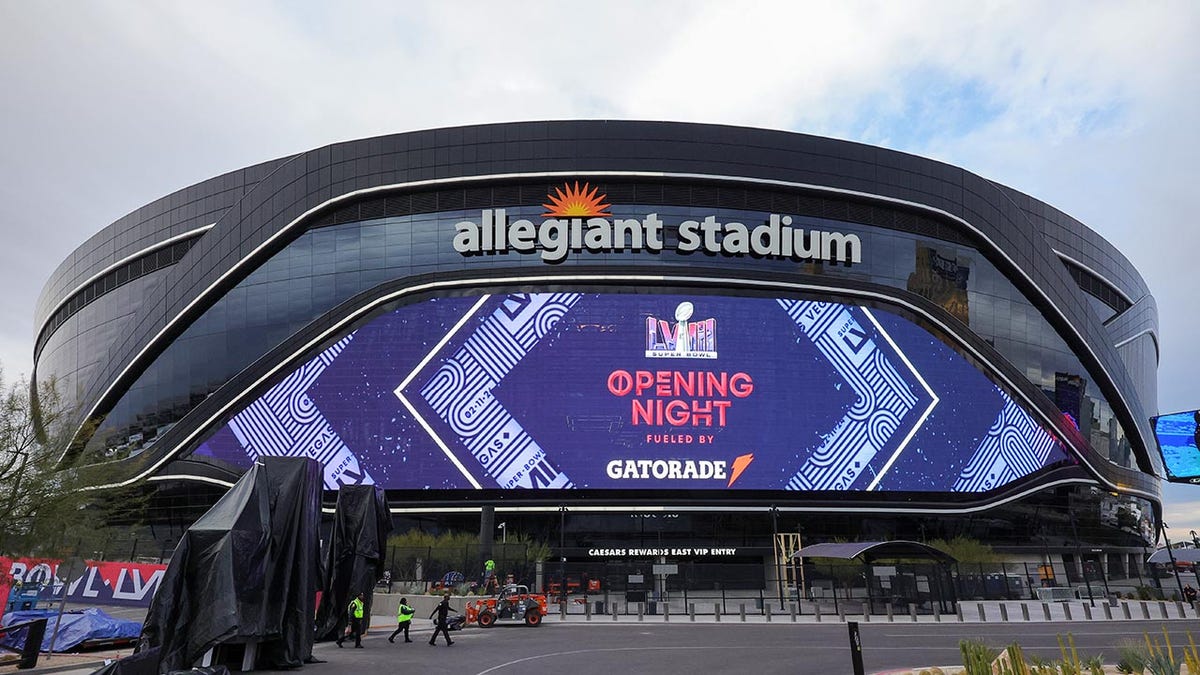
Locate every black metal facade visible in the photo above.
<box><xmin>33</xmin><ymin>122</ymin><xmax>1161</xmax><ymax>548</ymax></box>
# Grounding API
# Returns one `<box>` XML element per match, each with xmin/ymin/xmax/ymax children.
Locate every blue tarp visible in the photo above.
<box><xmin>0</xmin><ymin>607</ymin><xmax>141</xmax><ymax>652</ymax></box>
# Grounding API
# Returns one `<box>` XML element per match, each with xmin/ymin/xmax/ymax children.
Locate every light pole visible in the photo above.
<box><xmin>497</xmin><ymin>522</ymin><xmax>507</xmax><ymax>544</ymax></box>
<box><xmin>770</xmin><ymin>505</ymin><xmax>782</xmax><ymax>604</ymax></box>
<box><xmin>1160</xmin><ymin>521</ymin><xmax>1187</xmax><ymax>601</ymax></box>
<box><xmin>1067</xmin><ymin>507</ymin><xmax>1096</xmax><ymax>606</ymax></box>
<box><xmin>559</xmin><ymin>505</ymin><xmax>567</xmax><ymax>606</ymax></box>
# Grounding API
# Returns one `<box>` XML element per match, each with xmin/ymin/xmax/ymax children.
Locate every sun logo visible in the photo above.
<box><xmin>542</xmin><ymin>181</ymin><xmax>611</xmax><ymax>218</ymax></box>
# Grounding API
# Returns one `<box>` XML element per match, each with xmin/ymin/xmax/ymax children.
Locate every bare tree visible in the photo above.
<box><xmin>0</xmin><ymin>366</ymin><xmax>144</xmax><ymax>557</ymax></box>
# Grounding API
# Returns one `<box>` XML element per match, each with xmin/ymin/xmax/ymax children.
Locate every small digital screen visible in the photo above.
<box><xmin>1152</xmin><ymin>411</ymin><xmax>1200</xmax><ymax>482</ymax></box>
<box><xmin>192</xmin><ymin>291</ymin><xmax>1071</xmax><ymax>494</ymax></box>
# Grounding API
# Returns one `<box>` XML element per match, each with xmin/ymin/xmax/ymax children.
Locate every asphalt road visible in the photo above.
<box><xmin>289</xmin><ymin>619</ymin><xmax>1200</xmax><ymax>674</ymax></box>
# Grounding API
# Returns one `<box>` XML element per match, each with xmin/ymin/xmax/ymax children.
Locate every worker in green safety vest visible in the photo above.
<box><xmin>389</xmin><ymin>598</ymin><xmax>415</xmax><ymax>643</ymax></box>
<box><xmin>337</xmin><ymin>593</ymin><xmax>366</xmax><ymax>648</ymax></box>
<box><xmin>483</xmin><ymin>558</ymin><xmax>497</xmax><ymax>593</ymax></box>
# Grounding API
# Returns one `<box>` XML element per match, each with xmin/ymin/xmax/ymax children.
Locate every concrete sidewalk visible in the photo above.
<box><xmin>544</xmin><ymin>597</ymin><xmax>1200</xmax><ymax>624</ymax></box>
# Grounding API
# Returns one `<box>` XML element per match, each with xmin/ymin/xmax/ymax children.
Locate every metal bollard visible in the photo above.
<box><xmin>815</xmin><ymin>604</ymin><xmax>822</xmax><ymax>622</ymax></box>
<box><xmin>766</xmin><ymin>604</ymin><xmax>772</xmax><ymax>622</ymax></box>
<box><xmin>585</xmin><ymin>602</ymin><xmax>592</xmax><ymax>621</ymax></box>
<box><xmin>739</xmin><ymin>603</ymin><xmax>746</xmax><ymax>622</ymax></box>
<box><xmin>848</xmin><ymin>621</ymin><xmax>865</xmax><ymax>675</ymax></box>
<box><xmin>1000</xmin><ymin>604</ymin><xmax>1009</xmax><ymax>622</ymax></box>
<box><xmin>862</xmin><ymin>602</ymin><xmax>870</xmax><ymax>622</ymax></box>
<box><xmin>838</xmin><ymin>605</ymin><xmax>846</xmax><ymax>622</ymax></box>
<box><xmin>664</xmin><ymin>603</ymin><xmax>670</xmax><ymax>622</ymax></box>
<box><xmin>1021</xmin><ymin>603</ymin><xmax>1030</xmax><ymax>622</ymax></box>
<box><xmin>1042</xmin><ymin>603</ymin><xmax>1051</xmax><ymax>621</ymax></box>
<box><xmin>886</xmin><ymin>603</ymin><xmax>894</xmax><ymax>622</ymax></box>
<box><xmin>933</xmin><ymin>603</ymin><xmax>941</xmax><ymax>623</ymax></box>
<box><xmin>790</xmin><ymin>603</ymin><xmax>797</xmax><ymax>622</ymax></box>
<box><xmin>977</xmin><ymin>603</ymin><xmax>986</xmax><ymax>622</ymax></box>
<box><xmin>1063</xmin><ymin>603</ymin><xmax>1072</xmax><ymax>621</ymax></box>
<box><xmin>715</xmin><ymin>603</ymin><xmax>721</xmax><ymax>622</ymax></box>
<box><xmin>613</xmin><ymin>602</ymin><xmax>619</xmax><ymax>621</ymax></box>
<box><xmin>1082</xmin><ymin>603</ymin><xmax>1092</xmax><ymax>620</ymax></box>
<box><xmin>638</xmin><ymin>602</ymin><xmax>644</xmax><ymax>622</ymax></box>
<box><xmin>909</xmin><ymin>603</ymin><xmax>917</xmax><ymax>623</ymax></box>
<box><xmin>561</xmin><ymin>600</ymin><xmax>567</xmax><ymax>618</ymax></box>
<box><xmin>689</xmin><ymin>603</ymin><xmax>695</xmax><ymax>622</ymax></box>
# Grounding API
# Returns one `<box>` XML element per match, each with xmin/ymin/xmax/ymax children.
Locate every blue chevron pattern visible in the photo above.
<box><xmin>418</xmin><ymin>293</ymin><xmax>579</xmax><ymax>489</ymax></box>
<box><xmin>227</xmin><ymin>334</ymin><xmax>369</xmax><ymax>488</ymax></box>
<box><xmin>777</xmin><ymin>299</ymin><xmax>928</xmax><ymax>491</ymax></box>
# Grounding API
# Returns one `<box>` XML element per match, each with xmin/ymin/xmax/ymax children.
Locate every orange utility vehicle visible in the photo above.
<box><xmin>465</xmin><ymin>584</ymin><xmax>548</xmax><ymax>627</ymax></box>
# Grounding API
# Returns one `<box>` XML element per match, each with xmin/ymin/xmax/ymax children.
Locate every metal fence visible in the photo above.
<box><xmin>377</xmin><ymin>554</ymin><xmax>1199</xmax><ymax>616</ymax></box>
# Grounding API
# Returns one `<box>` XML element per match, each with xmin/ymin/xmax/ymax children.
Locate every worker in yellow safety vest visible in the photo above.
<box><xmin>337</xmin><ymin>593</ymin><xmax>366</xmax><ymax>648</ymax></box>
<box><xmin>388</xmin><ymin>598</ymin><xmax>415</xmax><ymax>643</ymax></box>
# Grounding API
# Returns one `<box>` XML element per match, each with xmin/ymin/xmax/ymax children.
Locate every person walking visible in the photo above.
<box><xmin>428</xmin><ymin>591</ymin><xmax>457</xmax><ymax>646</ymax></box>
<box><xmin>389</xmin><ymin>597</ymin><xmax>415</xmax><ymax>643</ymax></box>
<box><xmin>337</xmin><ymin>592</ymin><xmax>366</xmax><ymax>648</ymax></box>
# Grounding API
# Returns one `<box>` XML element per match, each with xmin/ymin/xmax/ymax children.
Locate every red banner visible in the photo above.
<box><xmin>1</xmin><ymin>557</ymin><xmax>166</xmax><ymax>613</ymax></box>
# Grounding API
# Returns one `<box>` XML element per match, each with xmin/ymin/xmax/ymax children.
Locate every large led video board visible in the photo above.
<box><xmin>1151</xmin><ymin>411</ymin><xmax>1200</xmax><ymax>483</ymax></box>
<box><xmin>192</xmin><ymin>291</ymin><xmax>1071</xmax><ymax>493</ymax></box>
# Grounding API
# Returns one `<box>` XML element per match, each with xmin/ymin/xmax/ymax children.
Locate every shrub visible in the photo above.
<box><xmin>960</xmin><ymin>638</ymin><xmax>998</xmax><ymax>675</ymax></box>
<box><xmin>1143</xmin><ymin>629</ymin><xmax>1181</xmax><ymax>675</ymax></box>
<box><xmin>1116</xmin><ymin>639</ymin><xmax>1148</xmax><ymax>674</ymax></box>
<box><xmin>1184</xmin><ymin>633</ymin><xmax>1199</xmax><ymax>675</ymax></box>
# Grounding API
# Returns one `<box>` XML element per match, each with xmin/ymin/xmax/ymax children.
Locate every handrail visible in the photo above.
<box><xmin>0</xmin><ymin>617</ymin><xmax>47</xmax><ymax>635</ymax></box>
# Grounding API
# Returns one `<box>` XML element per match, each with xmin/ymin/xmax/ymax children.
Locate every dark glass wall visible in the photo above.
<box><xmin>78</xmin><ymin>202</ymin><xmax>1141</xmax><ymax>472</ymax></box>
<box><xmin>37</xmin><ymin>270</ymin><xmax>174</xmax><ymax>419</ymax></box>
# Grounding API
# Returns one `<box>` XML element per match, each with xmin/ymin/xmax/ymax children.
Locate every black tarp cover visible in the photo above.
<box><xmin>137</xmin><ymin>457</ymin><xmax>322</xmax><ymax>673</ymax></box>
<box><xmin>314</xmin><ymin>485</ymin><xmax>391</xmax><ymax>641</ymax></box>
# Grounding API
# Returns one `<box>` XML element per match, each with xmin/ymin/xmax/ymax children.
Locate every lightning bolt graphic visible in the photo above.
<box><xmin>728</xmin><ymin>453</ymin><xmax>754</xmax><ymax>488</ymax></box>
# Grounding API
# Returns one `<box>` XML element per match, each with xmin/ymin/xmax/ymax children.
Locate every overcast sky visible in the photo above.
<box><xmin>1</xmin><ymin>1</ymin><xmax>1197</xmax><ymax>541</ymax></box>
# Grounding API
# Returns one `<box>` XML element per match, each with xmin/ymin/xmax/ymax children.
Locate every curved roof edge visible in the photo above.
<box><xmin>793</xmin><ymin>541</ymin><xmax>957</xmax><ymax>563</ymax></box>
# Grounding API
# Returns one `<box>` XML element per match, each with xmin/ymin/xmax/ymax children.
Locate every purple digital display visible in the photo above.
<box><xmin>192</xmin><ymin>292</ymin><xmax>1071</xmax><ymax>492</ymax></box>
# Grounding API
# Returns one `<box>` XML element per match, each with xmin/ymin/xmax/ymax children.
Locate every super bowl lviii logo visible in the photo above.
<box><xmin>646</xmin><ymin>301</ymin><xmax>717</xmax><ymax>359</ymax></box>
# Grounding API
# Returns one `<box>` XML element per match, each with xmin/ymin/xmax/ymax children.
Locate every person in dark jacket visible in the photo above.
<box><xmin>428</xmin><ymin>591</ymin><xmax>457</xmax><ymax>646</ymax></box>
<box><xmin>389</xmin><ymin>598</ymin><xmax>415</xmax><ymax>643</ymax></box>
<box><xmin>337</xmin><ymin>593</ymin><xmax>366</xmax><ymax>648</ymax></box>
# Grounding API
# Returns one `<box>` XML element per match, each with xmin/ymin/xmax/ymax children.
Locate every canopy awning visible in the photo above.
<box><xmin>792</xmin><ymin>541</ymin><xmax>957</xmax><ymax>564</ymax></box>
<box><xmin>1147</xmin><ymin>547</ymin><xmax>1200</xmax><ymax>564</ymax></box>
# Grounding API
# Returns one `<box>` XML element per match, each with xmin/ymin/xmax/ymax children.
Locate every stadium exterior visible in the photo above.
<box><xmin>34</xmin><ymin>121</ymin><xmax>1163</xmax><ymax>591</ymax></box>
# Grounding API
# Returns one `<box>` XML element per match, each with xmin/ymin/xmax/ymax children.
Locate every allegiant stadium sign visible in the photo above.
<box><xmin>452</xmin><ymin>182</ymin><xmax>863</xmax><ymax>265</ymax></box>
